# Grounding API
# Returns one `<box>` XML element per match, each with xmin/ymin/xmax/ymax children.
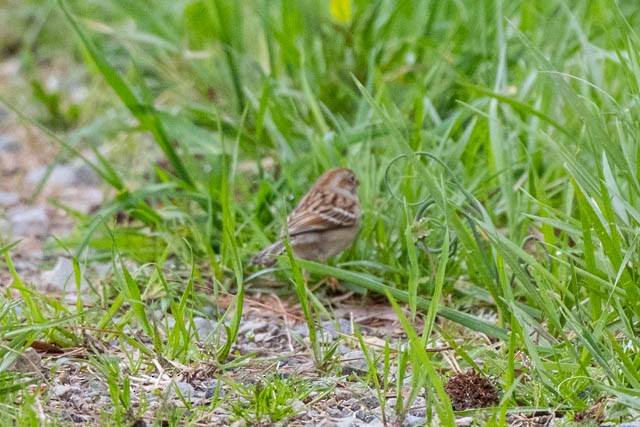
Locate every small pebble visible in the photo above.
<box><xmin>26</xmin><ymin>164</ymin><xmax>99</xmax><ymax>187</ymax></box>
<box><xmin>27</xmin><ymin>165</ymin><xmax>75</xmax><ymax>186</ymax></box>
<box><xmin>167</xmin><ymin>381</ymin><xmax>197</xmax><ymax>403</ymax></box>
<box><xmin>403</xmin><ymin>413</ymin><xmax>428</xmax><ymax>427</ymax></box>
<box><xmin>0</xmin><ymin>133</ymin><xmax>19</xmax><ymax>152</ymax></box>
<box><xmin>356</xmin><ymin>410</ymin><xmax>375</xmax><ymax>423</ymax></box>
<box><xmin>40</xmin><ymin>257</ymin><xmax>90</xmax><ymax>292</ymax></box>
<box><xmin>363</xmin><ymin>395</ymin><xmax>380</xmax><ymax>409</ymax></box>
<box><xmin>73</xmin><ymin>164</ymin><xmax>101</xmax><ymax>185</ymax></box>
<box><xmin>290</xmin><ymin>399</ymin><xmax>307</xmax><ymax>414</ymax></box>
<box><xmin>11</xmin><ymin>347</ymin><xmax>41</xmax><ymax>373</ymax></box>
<box><xmin>204</xmin><ymin>387</ymin><xmax>217</xmax><ymax>399</ymax></box>
<box><xmin>193</xmin><ymin>317</ymin><xmax>216</xmax><ymax>341</ymax></box>
<box><xmin>0</xmin><ymin>191</ymin><xmax>19</xmax><ymax>207</ymax></box>
<box><xmin>52</xmin><ymin>384</ymin><xmax>83</xmax><ymax>400</ymax></box>
<box><xmin>58</xmin><ymin>187</ymin><xmax>103</xmax><ymax>214</ymax></box>
<box><xmin>7</xmin><ymin>206</ymin><xmax>49</xmax><ymax>237</ymax></box>
<box><xmin>340</xmin><ymin>350</ymin><xmax>369</xmax><ymax>376</ymax></box>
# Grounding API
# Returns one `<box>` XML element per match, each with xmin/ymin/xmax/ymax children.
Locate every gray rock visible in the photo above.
<box><xmin>27</xmin><ymin>165</ymin><xmax>75</xmax><ymax>186</ymax></box>
<box><xmin>296</xmin><ymin>319</ymin><xmax>353</xmax><ymax>341</ymax></box>
<box><xmin>321</xmin><ymin>319</ymin><xmax>353</xmax><ymax>340</ymax></box>
<box><xmin>7</xmin><ymin>206</ymin><xmax>49</xmax><ymax>237</ymax></box>
<box><xmin>0</xmin><ymin>134</ymin><xmax>19</xmax><ymax>152</ymax></box>
<box><xmin>238</xmin><ymin>319</ymin><xmax>268</xmax><ymax>335</ymax></box>
<box><xmin>204</xmin><ymin>388</ymin><xmax>217</xmax><ymax>399</ymax></box>
<box><xmin>403</xmin><ymin>413</ymin><xmax>428</xmax><ymax>427</ymax></box>
<box><xmin>452</xmin><ymin>416</ymin><xmax>473</xmax><ymax>427</ymax></box>
<box><xmin>355</xmin><ymin>410</ymin><xmax>376</xmax><ymax>423</ymax></box>
<box><xmin>89</xmin><ymin>262</ymin><xmax>112</xmax><ymax>282</ymax></box>
<box><xmin>40</xmin><ymin>257</ymin><xmax>89</xmax><ymax>292</ymax></box>
<box><xmin>193</xmin><ymin>317</ymin><xmax>217</xmax><ymax>341</ymax></box>
<box><xmin>165</xmin><ymin>315</ymin><xmax>176</xmax><ymax>331</ymax></box>
<box><xmin>363</xmin><ymin>395</ymin><xmax>380</xmax><ymax>409</ymax></box>
<box><xmin>87</xmin><ymin>376</ymin><xmax>110</xmax><ymax>397</ymax></box>
<box><xmin>202</xmin><ymin>379</ymin><xmax>219</xmax><ymax>389</ymax></box>
<box><xmin>151</xmin><ymin>312</ymin><xmax>176</xmax><ymax>336</ymax></box>
<box><xmin>0</xmin><ymin>192</ymin><xmax>19</xmax><ymax>207</ymax></box>
<box><xmin>290</xmin><ymin>399</ymin><xmax>306</xmax><ymax>414</ymax></box>
<box><xmin>618</xmin><ymin>423</ymin><xmax>640</xmax><ymax>427</ymax></box>
<box><xmin>52</xmin><ymin>384</ymin><xmax>83</xmax><ymax>400</ymax></box>
<box><xmin>26</xmin><ymin>164</ymin><xmax>98</xmax><ymax>187</ymax></box>
<box><xmin>11</xmin><ymin>347</ymin><xmax>41</xmax><ymax>373</ymax></box>
<box><xmin>58</xmin><ymin>187</ymin><xmax>103</xmax><ymax>214</ymax></box>
<box><xmin>294</xmin><ymin>323</ymin><xmax>310</xmax><ymax>337</ymax></box>
<box><xmin>0</xmin><ymin>58</ymin><xmax>20</xmax><ymax>80</ymax></box>
<box><xmin>203</xmin><ymin>379</ymin><xmax>224</xmax><ymax>399</ymax></box>
<box><xmin>168</xmin><ymin>381</ymin><xmax>197</xmax><ymax>403</ymax></box>
<box><xmin>200</xmin><ymin>304</ymin><xmax>219</xmax><ymax>317</ymax></box>
<box><xmin>65</xmin><ymin>413</ymin><xmax>94</xmax><ymax>424</ymax></box>
<box><xmin>69</xmin><ymin>84</ymin><xmax>89</xmax><ymax>104</ymax></box>
<box><xmin>326</xmin><ymin>406</ymin><xmax>345</xmax><ymax>418</ymax></box>
<box><xmin>341</xmin><ymin>350</ymin><xmax>370</xmax><ymax>376</ymax></box>
<box><xmin>73</xmin><ymin>164</ymin><xmax>100</xmax><ymax>185</ymax></box>
<box><xmin>10</xmin><ymin>257</ymin><xmax>42</xmax><ymax>276</ymax></box>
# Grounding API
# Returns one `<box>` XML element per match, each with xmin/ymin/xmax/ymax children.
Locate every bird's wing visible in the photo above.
<box><xmin>284</xmin><ymin>189</ymin><xmax>358</xmax><ymax>236</ymax></box>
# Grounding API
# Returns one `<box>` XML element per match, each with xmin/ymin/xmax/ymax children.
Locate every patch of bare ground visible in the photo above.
<box><xmin>444</xmin><ymin>369</ymin><xmax>499</xmax><ymax>411</ymax></box>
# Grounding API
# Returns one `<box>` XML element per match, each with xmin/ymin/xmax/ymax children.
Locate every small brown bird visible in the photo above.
<box><xmin>252</xmin><ymin>168</ymin><xmax>361</xmax><ymax>267</ymax></box>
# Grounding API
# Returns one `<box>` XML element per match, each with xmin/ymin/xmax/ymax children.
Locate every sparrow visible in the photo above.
<box><xmin>252</xmin><ymin>168</ymin><xmax>361</xmax><ymax>267</ymax></box>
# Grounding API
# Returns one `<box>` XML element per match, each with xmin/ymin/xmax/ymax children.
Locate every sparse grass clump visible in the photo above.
<box><xmin>230</xmin><ymin>374</ymin><xmax>330</xmax><ymax>425</ymax></box>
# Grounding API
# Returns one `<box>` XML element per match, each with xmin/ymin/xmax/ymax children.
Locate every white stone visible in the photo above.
<box><xmin>11</xmin><ymin>347</ymin><xmax>41</xmax><ymax>373</ymax></box>
<box><xmin>0</xmin><ymin>134</ymin><xmax>19</xmax><ymax>152</ymax></box>
<box><xmin>193</xmin><ymin>317</ymin><xmax>217</xmax><ymax>341</ymax></box>
<box><xmin>167</xmin><ymin>381</ymin><xmax>197</xmax><ymax>402</ymax></box>
<box><xmin>7</xmin><ymin>206</ymin><xmax>49</xmax><ymax>237</ymax></box>
<box><xmin>27</xmin><ymin>165</ymin><xmax>76</xmax><ymax>186</ymax></box>
<box><xmin>40</xmin><ymin>257</ymin><xmax>89</xmax><ymax>292</ymax></box>
<box><xmin>0</xmin><ymin>191</ymin><xmax>19</xmax><ymax>206</ymax></box>
<box><xmin>58</xmin><ymin>187</ymin><xmax>103</xmax><ymax>214</ymax></box>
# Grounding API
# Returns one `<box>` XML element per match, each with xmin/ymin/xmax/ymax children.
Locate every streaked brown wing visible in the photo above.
<box><xmin>285</xmin><ymin>189</ymin><xmax>357</xmax><ymax>236</ymax></box>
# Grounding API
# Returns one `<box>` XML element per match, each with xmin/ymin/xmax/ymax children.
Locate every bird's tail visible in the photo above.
<box><xmin>251</xmin><ymin>240</ymin><xmax>285</xmax><ymax>266</ymax></box>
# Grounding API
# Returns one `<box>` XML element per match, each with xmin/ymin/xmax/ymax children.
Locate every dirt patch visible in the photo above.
<box><xmin>444</xmin><ymin>370</ymin><xmax>500</xmax><ymax>411</ymax></box>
